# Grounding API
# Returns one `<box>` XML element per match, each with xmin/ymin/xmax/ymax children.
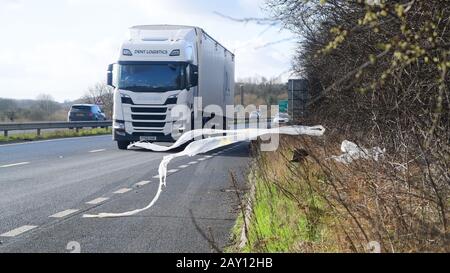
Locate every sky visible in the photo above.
<box><xmin>0</xmin><ymin>0</ymin><xmax>295</xmax><ymax>102</ymax></box>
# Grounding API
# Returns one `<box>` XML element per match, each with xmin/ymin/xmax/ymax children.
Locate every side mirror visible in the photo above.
<box><xmin>107</xmin><ymin>64</ymin><xmax>115</xmax><ymax>87</ymax></box>
<box><xmin>190</xmin><ymin>65</ymin><xmax>198</xmax><ymax>87</ymax></box>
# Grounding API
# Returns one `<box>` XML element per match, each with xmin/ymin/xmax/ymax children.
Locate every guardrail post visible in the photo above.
<box><xmin>3</xmin><ymin>130</ymin><xmax>7</xmax><ymax>137</ymax></box>
<box><xmin>37</xmin><ymin>129</ymin><xmax>41</xmax><ymax>136</ymax></box>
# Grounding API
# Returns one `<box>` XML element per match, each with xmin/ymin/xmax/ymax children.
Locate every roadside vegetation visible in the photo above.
<box><xmin>229</xmin><ymin>0</ymin><xmax>449</xmax><ymax>253</ymax></box>
<box><xmin>0</xmin><ymin>82</ymin><xmax>113</xmax><ymax>122</ymax></box>
<box><xmin>0</xmin><ymin>128</ymin><xmax>111</xmax><ymax>143</ymax></box>
<box><xmin>234</xmin><ymin>76</ymin><xmax>287</xmax><ymax>106</ymax></box>
<box><xmin>230</xmin><ymin>134</ymin><xmax>448</xmax><ymax>253</ymax></box>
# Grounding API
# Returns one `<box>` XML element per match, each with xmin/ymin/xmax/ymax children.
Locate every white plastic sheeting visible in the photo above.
<box><xmin>82</xmin><ymin>125</ymin><xmax>325</xmax><ymax>218</ymax></box>
<box><xmin>330</xmin><ymin>140</ymin><xmax>385</xmax><ymax>164</ymax></box>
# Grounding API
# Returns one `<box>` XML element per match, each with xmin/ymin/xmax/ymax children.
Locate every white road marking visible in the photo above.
<box><xmin>205</xmin><ymin>155</ymin><xmax>213</xmax><ymax>158</ymax></box>
<box><xmin>135</xmin><ymin>180</ymin><xmax>151</xmax><ymax>187</ymax></box>
<box><xmin>188</xmin><ymin>161</ymin><xmax>197</xmax><ymax>165</ymax></box>
<box><xmin>1</xmin><ymin>225</ymin><xmax>37</xmax><ymax>237</ymax></box>
<box><xmin>0</xmin><ymin>162</ymin><xmax>30</xmax><ymax>168</ymax></box>
<box><xmin>89</xmin><ymin>149</ymin><xmax>106</xmax><ymax>153</ymax></box>
<box><xmin>49</xmin><ymin>209</ymin><xmax>79</xmax><ymax>218</ymax></box>
<box><xmin>168</xmin><ymin>169</ymin><xmax>179</xmax><ymax>173</ymax></box>
<box><xmin>153</xmin><ymin>174</ymin><xmax>160</xmax><ymax>178</ymax></box>
<box><xmin>86</xmin><ymin>197</ymin><xmax>109</xmax><ymax>205</ymax></box>
<box><xmin>198</xmin><ymin>157</ymin><xmax>207</xmax><ymax>161</ymax></box>
<box><xmin>178</xmin><ymin>165</ymin><xmax>189</xmax><ymax>169</ymax></box>
<box><xmin>114</xmin><ymin>188</ymin><xmax>132</xmax><ymax>194</ymax></box>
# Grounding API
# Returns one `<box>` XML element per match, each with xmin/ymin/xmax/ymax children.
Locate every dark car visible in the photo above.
<box><xmin>68</xmin><ymin>104</ymin><xmax>106</xmax><ymax>121</ymax></box>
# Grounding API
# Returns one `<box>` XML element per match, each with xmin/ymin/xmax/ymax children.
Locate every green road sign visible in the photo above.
<box><xmin>278</xmin><ymin>100</ymin><xmax>288</xmax><ymax>113</ymax></box>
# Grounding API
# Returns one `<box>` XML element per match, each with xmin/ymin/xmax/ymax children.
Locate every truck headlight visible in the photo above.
<box><xmin>113</xmin><ymin>120</ymin><xmax>125</xmax><ymax>130</ymax></box>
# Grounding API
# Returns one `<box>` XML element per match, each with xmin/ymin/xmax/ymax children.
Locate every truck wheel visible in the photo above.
<box><xmin>117</xmin><ymin>141</ymin><xmax>130</xmax><ymax>150</ymax></box>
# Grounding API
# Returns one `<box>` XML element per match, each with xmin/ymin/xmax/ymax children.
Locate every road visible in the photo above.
<box><xmin>0</xmin><ymin>134</ymin><xmax>250</xmax><ymax>252</ymax></box>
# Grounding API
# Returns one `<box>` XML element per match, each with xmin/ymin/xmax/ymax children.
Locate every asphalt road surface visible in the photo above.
<box><xmin>0</xmin><ymin>135</ymin><xmax>250</xmax><ymax>252</ymax></box>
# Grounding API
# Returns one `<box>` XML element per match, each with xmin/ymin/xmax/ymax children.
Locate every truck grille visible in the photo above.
<box><xmin>129</xmin><ymin>105</ymin><xmax>171</xmax><ymax>131</ymax></box>
<box><xmin>131</xmin><ymin>114</ymin><xmax>166</xmax><ymax>120</ymax></box>
<box><xmin>132</xmin><ymin>122</ymin><xmax>166</xmax><ymax>128</ymax></box>
<box><xmin>131</xmin><ymin>107</ymin><xmax>166</xmax><ymax>113</ymax></box>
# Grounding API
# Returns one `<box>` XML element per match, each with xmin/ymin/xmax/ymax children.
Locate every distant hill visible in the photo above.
<box><xmin>0</xmin><ymin>97</ymin><xmax>74</xmax><ymax>122</ymax></box>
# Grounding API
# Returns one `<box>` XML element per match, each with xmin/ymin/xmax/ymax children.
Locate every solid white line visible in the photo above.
<box><xmin>188</xmin><ymin>161</ymin><xmax>197</xmax><ymax>165</ymax></box>
<box><xmin>89</xmin><ymin>149</ymin><xmax>106</xmax><ymax>153</ymax></box>
<box><xmin>168</xmin><ymin>169</ymin><xmax>179</xmax><ymax>173</ymax></box>
<box><xmin>1</xmin><ymin>225</ymin><xmax>37</xmax><ymax>237</ymax></box>
<box><xmin>86</xmin><ymin>197</ymin><xmax>109</xmax><ymax>205</ymax></box>
<box><xmin>114</xmin><ymin>188</ymin><xmax>132</xmax><ymax>194</ymax></box>
<box><xmin>49</xmin><ymin>209</ymin><xmax>79</xmax><ymax>218</ymax></box>
<box><xmin>0</xmin><ymin>162</ymin><xmax>30</xmax><ymax>168</ymax></box>
<box><xmin>135</xmin><ymin>180</ymin><xmax>151</xmax><ymax>187</ymax></box>
<box><xmin>178</xmin><ymin>165</ymin><xmax>189</xmax><ymax>169</ymax></box>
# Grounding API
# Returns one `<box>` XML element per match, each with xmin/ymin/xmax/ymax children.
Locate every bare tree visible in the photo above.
<box><xmin>82</xmin><ymin>82</ymin><xmax>114</xmax><ymax>119</ymax></box>
<box><xmin>36</xmin><ymin>93</ymin><xmax>60</xmax><ymax>117</ymax></box>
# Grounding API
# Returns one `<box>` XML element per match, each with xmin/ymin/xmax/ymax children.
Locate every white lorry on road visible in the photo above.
<box><xmin>107</xmin><ymin>25</ymin><xmax>235</xmax><ymax>149</ymax></box>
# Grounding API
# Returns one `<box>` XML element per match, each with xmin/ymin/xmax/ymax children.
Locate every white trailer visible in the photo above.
<box><xmin>107</xmin><ymin>25</ymin><xmax>235</xmax><ymax>149</ymax></box>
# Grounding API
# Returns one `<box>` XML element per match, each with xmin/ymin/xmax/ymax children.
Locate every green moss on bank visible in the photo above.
<box><xmin>228</xmin><ymin>173</ymin><xmax>335</xmax><ymax>252</ymax></box>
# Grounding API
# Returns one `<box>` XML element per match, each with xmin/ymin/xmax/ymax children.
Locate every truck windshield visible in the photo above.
<box><xmin>117</xmin><ymin>63</ymin><xmax>186</xmax><ymax>92</ymax></box>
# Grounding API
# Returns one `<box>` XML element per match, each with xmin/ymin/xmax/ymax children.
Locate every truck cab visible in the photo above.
<box><xmin>107</xmin><ymin>25</ymin><xmax>234</xmax><ymax>150</ymax></box>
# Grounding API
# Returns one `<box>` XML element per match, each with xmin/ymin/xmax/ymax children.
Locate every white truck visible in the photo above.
<box><xmin>107</xmin><ymin>25</ymin><xmax>235</xmax><ymax>149</ymax></box>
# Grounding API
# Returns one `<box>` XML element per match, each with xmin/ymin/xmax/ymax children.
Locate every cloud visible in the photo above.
<box><xmin>0</xmin><ymin>0</ymin><xmax>296</xmax><ymax>101</ymax></box>
<box><xmin>0</xmin><ymin>0</ymin><xmax>23</xmax><ymax>10</ymax></box>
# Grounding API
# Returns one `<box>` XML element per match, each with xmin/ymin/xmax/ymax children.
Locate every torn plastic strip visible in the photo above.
<box><xmin>127</xmin><ymin>127</ymin><xmax>264</xmax><ymax>151</ymax></box>
<box><xmin>83</xmin><ymin>125</ymin><xmax>325</xmax><ymax>218</ymax></box>
<box><xmin>329</xmin><ymin>140</ymin><xmax>385</xmax><ymax>164</ymax></box>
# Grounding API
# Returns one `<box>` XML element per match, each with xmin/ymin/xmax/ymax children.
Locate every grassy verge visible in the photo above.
<box><xmin>0</xmin><ymin>128</ymin><xmax>112</xmax><ymax>143</ymax></box>
<box><xmin>227</xmin><ymin>139</ymin><xmax>337</xmax><ymax>253</ymax></box>
<box><xmin>228</xmin><ymin>134</ymin><xmax>448</xmax><ymax>253</ymax></box>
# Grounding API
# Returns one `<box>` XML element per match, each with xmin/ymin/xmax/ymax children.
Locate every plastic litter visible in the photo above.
<box><xmin>83</xmin><ymin>125</ymin><xmax>325</xmax><ymax>218</ymax></box>
<box><xmin>330</xmin><ymin>140</ymin><xmax>385</xmax><ymax>164</ymax></box>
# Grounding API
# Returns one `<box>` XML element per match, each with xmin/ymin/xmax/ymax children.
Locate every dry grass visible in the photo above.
<box><xmin>231</xmin><ymin>134</ymin><xmax>448</xmax><ymax>253</ymax></box>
